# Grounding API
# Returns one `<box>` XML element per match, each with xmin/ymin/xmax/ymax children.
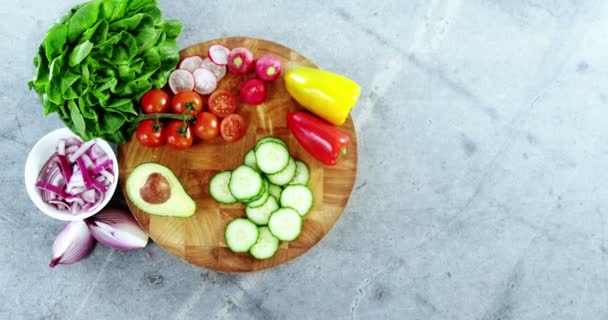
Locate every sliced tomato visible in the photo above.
<box><xmin>166</xmin><ymin>120</ymin><xmax>193</xmax><ymax>150</ymax></box>
<box><xmin>220</xmin><ymin>114</ymin><xmax>246</xmax><ymax>143</ymax></box>
<box><xmin>208</xmin><ymin>89</ymin><xmax>237</xmax><ymax>118</ymax></box>
<box><xmin>171</xmin><ymin>91</ymin><xmax>203</xmax><ymax>115</ymax></box>
<box><xmin>193</xmin><ymin>112</ymin><xmax>219</xmax><ymax>141</ymax></box>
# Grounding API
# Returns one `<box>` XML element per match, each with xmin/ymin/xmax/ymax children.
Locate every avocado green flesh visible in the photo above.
<box><xmin>126</xmin><ymin>163</ymin><xmax>196</xmax><ymax>217</ymax></box>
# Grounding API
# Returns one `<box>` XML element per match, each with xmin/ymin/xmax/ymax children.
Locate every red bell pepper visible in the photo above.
<box><xmin>287</xmin><ymin>111</ymin><xmax>350</xmax><ymax>166</ymax></box>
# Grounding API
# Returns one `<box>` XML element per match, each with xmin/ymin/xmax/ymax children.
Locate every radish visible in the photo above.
<box><xmin>240</xmin><ymin>78</ymin><xmax>268</xmax><ymax>105</ymax></box>
<box><xmin>201</xmin><ymin>57</ymin><xmax>227</xmax><ymax>81</ymax></box>
<box><xmin>168</xmin><ymin>69</ymin><xmax>195</xmax><ymax>94</ymax></box>
<box><xmin>254</xmin><ymin>54</ymin><xmax>282</xmax><ymax>82</ymax></box>
<box><xmin>179</xmin><ymin>56</ymin><xmax>204</xmax><ymax>73</ymax></box>
<box><xmin>208</xmin><ymin>44</ymin><xmax>230</xmax><ymax>65</ymax></box>
<box><xmin>227</xmin><ymin>48</ymin><xmax>254</xmax><ymax>75</ymax></box>
<box><xmin>192</xmin><ymin>68</ymin><xmax>218</xmax><ymax>95</ymax></box>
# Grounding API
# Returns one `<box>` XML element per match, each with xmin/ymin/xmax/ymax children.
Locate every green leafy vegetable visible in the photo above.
<box><xmin>29</xmin><ymin>0</ymin><xmax>182</xmax><ymax>144</ymax></box>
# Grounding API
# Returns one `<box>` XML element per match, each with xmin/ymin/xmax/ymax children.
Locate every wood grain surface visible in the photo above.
<box><xmin>118</xmin><ymin>37</ymin><xmax>358</xmax><ymax>272</ymax></box>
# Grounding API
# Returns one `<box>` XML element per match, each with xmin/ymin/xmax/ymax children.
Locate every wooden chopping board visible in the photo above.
<box><xmin>118</xmin><ymin>37</ymin><xmax>358</xmax><ymax>272</ymax></box>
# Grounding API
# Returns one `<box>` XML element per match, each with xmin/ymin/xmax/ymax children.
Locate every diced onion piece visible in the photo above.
<box><xmin>57</xmin><ymin>140</ymin><xmax>65</xmax><ymax>156</ymax></box>
<box><xmin>68</xmin><ymin>140</ymin><xmax>96</xmax><ymax>163</ymax></box>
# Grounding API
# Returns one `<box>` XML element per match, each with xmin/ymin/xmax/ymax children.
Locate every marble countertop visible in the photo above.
<box><xmin>2</xmin><ymin>0</ymin><xmax>607</xmax><ymax>319</ymax></box>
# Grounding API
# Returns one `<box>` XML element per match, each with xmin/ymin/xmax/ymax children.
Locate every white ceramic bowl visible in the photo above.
<box><xmin>24</xmin><ymin>128</ymin><xmax>119</xmax><ymax>221</ymax></box>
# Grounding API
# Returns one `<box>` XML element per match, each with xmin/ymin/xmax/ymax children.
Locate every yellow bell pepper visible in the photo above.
<box><xmin>284</xmin><ymin>66</ymin><xmax>361</xmax><ymax>126</ymax></box>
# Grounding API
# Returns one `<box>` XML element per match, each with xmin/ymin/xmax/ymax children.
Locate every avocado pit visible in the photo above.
<box><xmin>140</xmin><ymin>173</ymin><xmax>171</xmax><ymax>204</ymax></box>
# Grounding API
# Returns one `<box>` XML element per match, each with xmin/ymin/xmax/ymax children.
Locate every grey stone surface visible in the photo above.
<box><xmin>2</xmin><ymin>0</ymin><xmax>608</xmax><ymax>319</ymax></box>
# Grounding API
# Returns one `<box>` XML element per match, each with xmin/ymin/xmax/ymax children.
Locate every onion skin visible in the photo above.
<box><xmin>50</xmin><ymin>220</ymin><xmax>95</xmax><ymax>268</ymax></box>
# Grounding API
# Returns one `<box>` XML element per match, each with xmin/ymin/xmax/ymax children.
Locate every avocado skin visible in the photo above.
<box><xmin>126</xmin><ymin>163</ymin><xmax>196</xmax><ymax>217</ymax></box>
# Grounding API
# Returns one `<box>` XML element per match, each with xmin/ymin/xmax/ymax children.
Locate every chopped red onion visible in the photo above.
<box><xmin>90</xmin><ymin>144</ymin><xmax>106</xmax><ymax>160</ymax></box>
<box><xmin>35</xmin><ymin>137</ymin><xmax>114</xmax><ymax>214</ymax></box>
<box><xmin>95</xmin><ymin>155</ymin><xmax>109</xmax><ymax>166</ymax></box>
<box><xmin>66</xmin><ymin>145</ymin><xmax>79</xmax><ymax>154</ymax></box>
<box><xmin>68</xmin><ymin>140</ymin><xmax>96</xmax><ymax>163</ymax></box>
<box><xmin>35</xmin><ymin>181</ymin><xmax>67</xmax><ymax>198</ymax></box>
<box><xmin>80</xmin><ymin>189</ymin><xmax>97</xmax><ymax>203</ymax></box>
<box><xmin>99</xmin><ymin>169</ymin><xmax>114</xmax><ymax>184</ymax></box>
<box><xmin>91</xmin><ymin>179</ymin><xmax>107</xmax><ymax>193</ymax></box>
<box><xmin>57</xmin><ymin>140</ymin><xmax>65</xmax><ymax>156</ymax></box>
<box><xmin>81</xmin><ymin>154</ymin><xmax>94</xmax><ymax>169</ymax></box>
<box><xmin>92</xmin><ymin>160</ymin><xmax>113</xmax><ymax>174</ymax></box>
<box><xmin>76</xmin><ymin>158</ymin><xmax>92</xmax><ymax>189</ymax></box>
<box><xmin>57</xmin><ymin>155</ymin><xmax>72</xmax><ymax>183</ymax></box>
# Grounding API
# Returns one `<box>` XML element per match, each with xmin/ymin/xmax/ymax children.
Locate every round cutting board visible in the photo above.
<box><xmin>118</xmin><ymin>37</ymin><xmax>358</xmax><ymax>272</ymax></box>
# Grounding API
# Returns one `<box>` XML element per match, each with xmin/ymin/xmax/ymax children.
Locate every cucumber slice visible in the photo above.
<box><xmin>268</xmin><ymin>183</ymin><xmax>282</xmax><ymax>200</ymax></box>
<box><xmin>240</xmin><ymin>178</ymin><xmax>267</xmax><ymax>204</ymax></box>
<box><xmin>243</xmin><ymin>149</ymin><xmax>258</xmax><ymax>170</ymax></box>
<box><xmin>209</xmin><ymin>171</ymin><xmax>237</xmax><ymax>204</ymax></box>
<box><xmin>255</xmin><ymin>142</ymin><xmax>290</xmax><ymax>174</ymax></box>
<box><xmin>268</xmin><ymin>208</ymin><xmax>302</xmax><ymax>241</ymax></box>
<box><xmin>228</xmin><ymin>165</ymin><xmax>263</xmax><ymax>200</ymax></box>
<box><xmin>246</xmin><ymin>195</ymin><xmax>279</xmax><ymax>225</ymax></box>
<box><xmin>288</xmin><ymin>160</ymin><xmax>310</xmax><ymax>185</ymax></box>
<box><xmin>249</xmin><ymin>226</ymin><xmax>280</xmax><ymax>260</ymax></box>
<box><xmin>280</xmin><ymin>184</ymin><xmax>314</xmax><ymax>216</ymax></box>
<box><xmin>225</xmin><ymin>218</ymin><xmax>259</xmax><ymax>253</ymax></box>
<box><xmin>247</xmin><ymin>179</ymin><xmax>270</xmax><ymax>208</ymax></box>
<box><xmin>255</xmin><ymin>136</ymin><xmax>287</xmax><ymax>151</ymax></box>
<box><xmin>267</xmin><ymin>157</ymin><xmax>296</xmax><ymax>186</ymax></box>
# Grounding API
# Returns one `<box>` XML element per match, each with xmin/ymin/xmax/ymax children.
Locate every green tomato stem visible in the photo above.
<box><xmin>137</xmin><ymin>113</ymin><xmax>193</xmax><ymax>122</ymax></box>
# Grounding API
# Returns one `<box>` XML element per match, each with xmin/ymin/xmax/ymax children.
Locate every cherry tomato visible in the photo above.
<box><xmin>171</xmin><ymin>91</ymin><xmax>203</xmax><ymax>115</ymax></box>
<box><xmin>136</xmin><ymin>119</ymin><xmax>165</xmax><ymax>147</ymax></box>
<box><xmin>193</xmin><ymin>112</ymin><xmax>219</xmax><ymax>140</ymax></box>
<box><xmin>208</xmin><ymin>89</ymin><xmax>237</xmax><ymax>118</ymax></box>
<box><xmin>166</xmin><ymin>120</ymin><xmax>193</xmax><ymax>150</ymax></box>
<box><xmin>220</xmin><ymin>114</ymin><xmax>246</xmax><ymax>142</ymax></box>
<box><xmin>141</xmin><ymin>89</ymin><xmax>170</xmax><ymax>114</ymax></box>
<box><xmin>239</xmin><ymin>78</ymin><xmax>268</xmax><ymax>105</ymax></box>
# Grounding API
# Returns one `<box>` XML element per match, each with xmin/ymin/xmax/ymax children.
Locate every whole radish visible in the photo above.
<box><xmin>255</xmin><ymin>54</ymin><xmax>282</xmax><ymax>82</ymax></box>
<box><xmin>227</xmin><ymin>48</ymin><xmax>254</xmax><ymax>74</ymax></box>
<box><xmin>240</xmin><ymin>78</ymin><xmax>268</xmax><ymax>105</ymax></box>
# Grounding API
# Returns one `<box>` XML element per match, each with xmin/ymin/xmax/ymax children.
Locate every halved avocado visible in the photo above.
<box><xmin>126</xmin><ymin>163</ymin><xmax>196</xmax><ymax>217</ymax></box>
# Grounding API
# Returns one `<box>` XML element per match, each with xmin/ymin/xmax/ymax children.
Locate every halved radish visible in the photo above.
<box><xmin>208</xmin><ymin>44</ymin><xmax>230</xmax><ymax>66</ymax></box>
<box><xmin>168</xmin><ymin>69</ymin><xmax>195</xmax><ymax>94</ymax></box>
<box><xmin>201</xmin><ymin>58</ymin><xmax>227</xmax><ymax>81</ymax></box>
<box><xmin>192</xmin><ymin>68</ymin><xmax>218</xmax><ymax>95</ymax></box>
<box><xmin>179</xmin><ymin>56</ymin><xmax>204</xmax><ymax>73</ymax></box>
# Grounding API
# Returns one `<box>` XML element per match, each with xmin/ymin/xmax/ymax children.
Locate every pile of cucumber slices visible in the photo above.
<box><xmin>209</xmin><ymin>136</ymin><xmax>313</xmax><ymax>260</ymax></box>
